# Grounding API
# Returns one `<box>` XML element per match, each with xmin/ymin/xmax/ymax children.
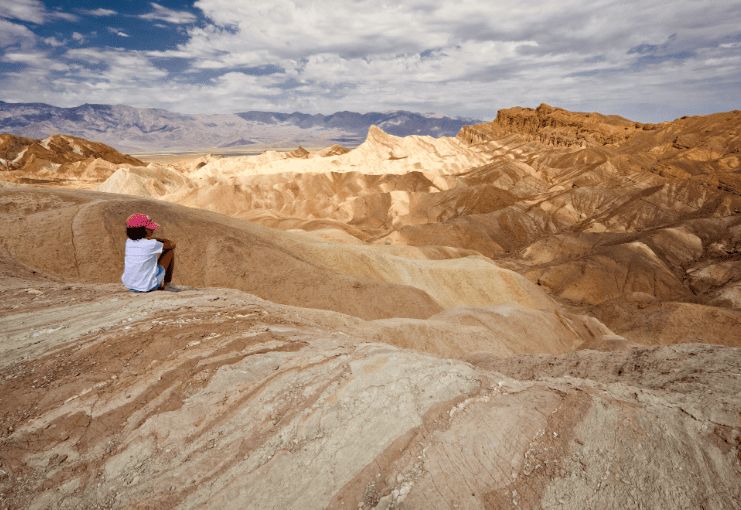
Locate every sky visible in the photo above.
<box><xmin>0</xmin><ymin>0</ymin><xmax>739</xmax><ymax>123</ymax></box>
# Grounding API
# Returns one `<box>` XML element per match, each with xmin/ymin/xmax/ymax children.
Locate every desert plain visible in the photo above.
<box><xmin>0</xmin><ymin>103</ymin><xmax>740</xmax><ymax>509</ymax></box>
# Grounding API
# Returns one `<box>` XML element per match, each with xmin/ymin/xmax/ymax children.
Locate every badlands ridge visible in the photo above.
<box><xmin>0</xmin><ymin>104</ymin><xmax>740</xmax><ymax>509</ymax></box>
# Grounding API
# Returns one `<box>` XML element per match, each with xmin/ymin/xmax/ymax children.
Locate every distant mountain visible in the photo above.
<box><xmin>0</xmin><ymin>101</ymin><xmax>483</xmax><ymax>153</ymax></box>
<box><xmin>234</xmin><ymin>110</ymin><xmax>478</xmax><ymax>138</ymax></box>
<box><xmin>219</xmin><ymin>138</ymin><xmax>257</xmax><ymax>148</ymax></box>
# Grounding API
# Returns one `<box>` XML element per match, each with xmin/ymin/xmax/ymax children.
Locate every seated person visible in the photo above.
<box><xmin>121</xmin><ymin>213</ymin><xmax>178</xmax><ymax>292</ymax></box>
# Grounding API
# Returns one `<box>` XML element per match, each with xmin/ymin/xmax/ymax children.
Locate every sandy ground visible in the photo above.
<box><xmin>134</xmin><ymin>154</ymin><xmax>213</xmax><ymax>165</ymax></box>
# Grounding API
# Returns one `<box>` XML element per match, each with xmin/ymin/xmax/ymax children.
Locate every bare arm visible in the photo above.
<box><xmin>154</xmin><ymin>238</ymin><xmax>176</xmax><ymax>250</ymax></box>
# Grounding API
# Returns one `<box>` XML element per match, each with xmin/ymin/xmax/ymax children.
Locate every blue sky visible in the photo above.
<box><xmin>0</xmin><ymin>0</ymin><xmax>739</xmax><ymax>122</ymax></box>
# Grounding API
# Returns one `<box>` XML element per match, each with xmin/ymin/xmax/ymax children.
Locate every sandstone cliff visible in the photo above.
<box><xmin>457</xmin><ymin>103</ymin><xmax>659</xmax><ymax>148</ymax></box>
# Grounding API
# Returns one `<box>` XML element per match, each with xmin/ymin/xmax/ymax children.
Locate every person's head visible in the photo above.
<box><xmin>126</xmin><ymin>213</ymin><xmax>159</xmax><ymax>240</ymax></box>
<box><xmin>126</xmin><ymin>226</ymin><xmax>148</xmax><ymax>240</ymax></box>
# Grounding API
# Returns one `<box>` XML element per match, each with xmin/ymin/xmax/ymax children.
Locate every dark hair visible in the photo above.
<box><xmin>127</xmin><ymin>226</ymin><xmax>148</xmax><ymax>240</ymax></box>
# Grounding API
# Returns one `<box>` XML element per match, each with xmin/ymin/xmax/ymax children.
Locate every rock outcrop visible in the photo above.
<box><xmin>457</xmin><ymin>103</ymin><xmax>656</xmax><ymax>148</ymax></box>
<box><xmin>0</xmin><ymin>134</ymin><xmax>144</xmax><ymax>187</ymax></box>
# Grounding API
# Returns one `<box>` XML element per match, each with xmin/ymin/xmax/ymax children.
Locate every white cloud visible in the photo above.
<box><xmin>0</xmin><ymin>0</ymin><xmax>46</xmax><ymax>24</ymax></box>
<box><xmin>138</xmin><ymin>0</ymin><xmax>734</xmax><ymax>120</ymax></box>
<box><xmin>107</xmin><ymin>27</ymin><xmax>130</xmax><ymax>37</ymax></box>
<box><xmin>181</xmin><ymin>0</ymin><xmax>739</xmax><ymax>68</ymax></box>
<box><xmin>52</xmin><ymin>10</ymin><xmax>78</xmax><ymax>22</ymax></box>
<box><xmin>42</xmin><ymin>36</ymin><xmax>66</xmax><ymax>47</ymax></box>
<box><xmin>2</xmin><ymin>0</ymin><xmax>740</xmax><ymax>122</ymax></box>
<box><xmin>210</xmin><ymin>72</ymin><xmax>286</xmax><ymax>97</ymax></box>
<box><xmin>0</xmin><ymin>18</ymin><xmax>36</xmax><ymax>48</ymax></box>
<box><xmin>0</xmin><ymin>0</ymin><xmax>77</xmax><ymax>24</ymax></box>
<box><xmin>2</xmin><ymin>50</ymin><xmax>69</xmax><ymax>71</ymax></box>
<box><xmin>140</xmin><ymin>3</ymin><xmax>197</xmax><ymax>24</ymax></box>
<box><xmin>82</xmin><ymin>8</ymin><xmax>117</xmax><ymax>17</ymax></box>
<box><xmin>64</xmin><ymin>48</ymin><xmax>168</xmax><ymax>81</ymax></box>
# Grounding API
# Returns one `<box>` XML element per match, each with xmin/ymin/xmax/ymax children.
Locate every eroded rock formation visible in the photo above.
<box><xmin>0</xmin><ymin>134</ymin><xmax>144</xmax><ymax>187</ymax></box>
<box><xmin>2</xmin><ymin>104</ymin><xmax>741</xmax><ymax>509</ymax></box>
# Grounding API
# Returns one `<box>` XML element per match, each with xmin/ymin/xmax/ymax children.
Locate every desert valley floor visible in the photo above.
<box><xmin>0</xmin><ymin>104</ymin><xmax>740</xmax><ymax>509</ymax></box>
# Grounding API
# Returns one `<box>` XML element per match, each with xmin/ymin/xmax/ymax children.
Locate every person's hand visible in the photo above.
<box><xmin>158</xmin><ymin>239</ymin><xmax>176</xmax><ymax>250</ymax></box>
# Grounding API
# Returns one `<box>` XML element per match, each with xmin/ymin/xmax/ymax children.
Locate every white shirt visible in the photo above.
<box><xmin>121</xmin><ymin>238</ymin><xmax>163</xmax><ymax>291</ymax></box>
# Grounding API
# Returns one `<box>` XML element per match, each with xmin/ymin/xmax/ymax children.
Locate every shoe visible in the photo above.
<box><xmin>163</xmin><ymin>284</ymin><xmax>181</xmax><ymax>292</ymax></box>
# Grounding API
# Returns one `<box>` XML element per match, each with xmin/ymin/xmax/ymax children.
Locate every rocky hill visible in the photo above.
<box><xmin>459</xmin><ymin>104</ymin><xmax>741</xmax><ymax>185</ymax></box>
<box><xmin>0</xmin><ymin>133</ymin><xmax>143</xmax><ymax>187</ymax></box>
<box><xmin>457</xmin><ymin>103</ymin><xmax>656</xmax><ymax>147</ymax></box>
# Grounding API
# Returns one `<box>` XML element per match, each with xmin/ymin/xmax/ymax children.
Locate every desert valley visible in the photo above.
<box><xmin>1</xmin><ymin>103</ymin><xmax>740</xmax><ymax>509</ymax></box>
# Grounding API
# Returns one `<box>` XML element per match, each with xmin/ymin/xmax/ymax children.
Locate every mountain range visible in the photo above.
<box><xmin>0</xmin><ymin>101</ymin><xmax>481</xmax><ymax>153</ymax></box>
